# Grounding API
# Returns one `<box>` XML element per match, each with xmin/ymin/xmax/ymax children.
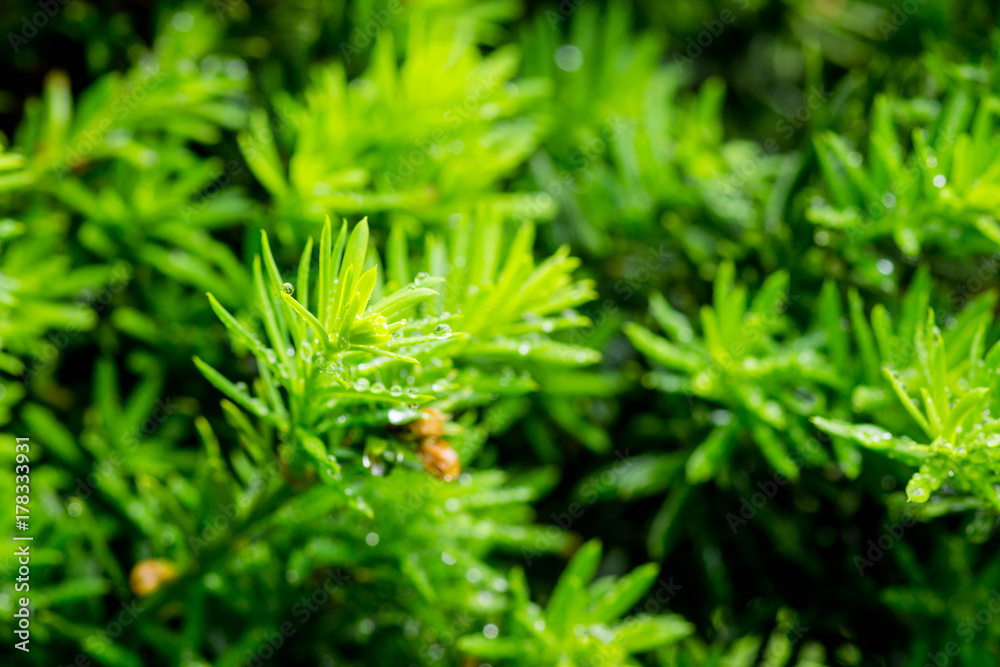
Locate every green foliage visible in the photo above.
<box><xmin>626</xmin><ymin>262</ymin><xmax>837</xmax><ymax>482</ymax></box>
<box><xmin>808</xmin><ymin>88</ymin><xmax>1000</xmax><ymax>260</ymax></box>
<box><xmin>197</xmin><ymin>214</ymin><xmax>599</xmax><ymax>479</ymax></box>
<box><xmin>458</xmin><ymin>540</ymin><xmax>694</xmax><ymax>666</ymax></box>
<box><xmin>9</xmin><ymin>1</ymin><xmax>1000</xmax><ymax>666</ymax></box>
<box><xmin>814</xmin><ymin>303</ymin><xmax>1000</xmax><ymax>520</ymax></box>
<box><xmin>659</xmin><ymin>608</ymin><xmax>829</xmax><ymax>667</ymax></box>
<box><xmin>522</xmin><ymin>4</ymin><xmax>786</xmax><ymax>260</ymax></box>
<box><xmin>0</xmin><ymin>225</ymin><xmax>104</xmax><ymax>364</ymax></box>
<box><xmin>241</xmin><ymin>29</ymin><xmax>548</xmax><ymax>232</ymax></box>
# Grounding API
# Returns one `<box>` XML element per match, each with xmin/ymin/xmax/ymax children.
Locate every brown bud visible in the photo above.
<box><xmin>408</xmin><ymin>408</ymin><xmax>446</xmax><ymax>439</ymax></box>
<box><xmin>129</xmin><ymin>558</ymin><xmax>179</xmax><ymax>597</ymax></box>
<box><xmin>417</xmin><ymin>437</ymin><xmax>461</xmax><ymax>482</ymax></box>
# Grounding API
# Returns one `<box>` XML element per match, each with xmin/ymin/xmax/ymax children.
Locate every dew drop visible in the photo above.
<box><xmin>555</xmin><ymin>45</ymin><xmax>584</xmax><ymax>72</ymax></box>
<box><xmin>362</xmin><ymin>454</ymin><xmax>386</xmax><ymax>477</ymax></box>
<box><xmin>387</xmin><ymin>407</ymin><xmax>413</xmax><ymax>424</ymax></box>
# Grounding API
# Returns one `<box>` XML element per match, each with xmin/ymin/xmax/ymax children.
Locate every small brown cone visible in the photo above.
<box><xmin>408</xmin><ymin>408</ymin><xmax>446</xmax><ymax>439</ymax></box>
<box><xmin>129</xmin><ymin>558</ymin><xmax>179</xmax><ymax>597</ymax></box>
<box><xmin>418</xmin><ymin>437</ymin><xmax>461</xmax><ymax>482</ymax></box>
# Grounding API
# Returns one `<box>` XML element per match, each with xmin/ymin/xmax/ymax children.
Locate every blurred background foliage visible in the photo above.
<box><xmin>4</xmin><ymin>0</ymin><xmax>1000</xmax><ymax>665</ymax></box>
